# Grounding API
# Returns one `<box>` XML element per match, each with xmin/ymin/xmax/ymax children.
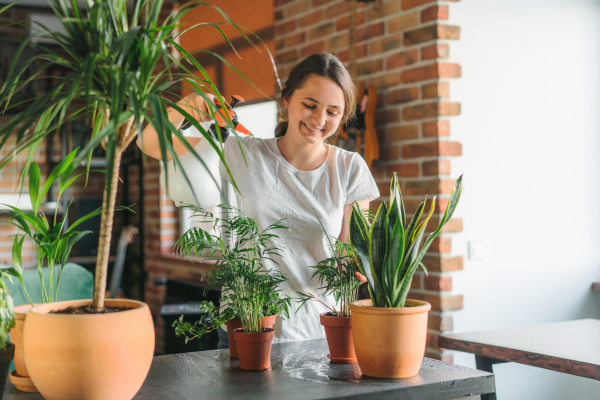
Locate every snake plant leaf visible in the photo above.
<box><xmin>389</xmin><ymin>173</ymin><xmax>405</xmax><ymax>228</ymax></box>
<box><xmin>369</xmin><ymin>202</ymin><xmax>387</xmax><ymax>287</ymax></box>
<box><xmin>349</xmin><ymin>204</ymin><xmax>376</xmax><ymax>301</ymax></box>
<box><xmin>403</xmin><ymin>200</ymin><xmax>425</xmax><ymax>255</ymax></box>
<box><xmin>385</xmin><ymin>211</ymin><xmax>404</xmax><ymax>306</ymax></box>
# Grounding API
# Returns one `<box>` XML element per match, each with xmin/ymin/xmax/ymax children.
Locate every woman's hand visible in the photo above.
<box><xmin>179</xmin><ymin>93</ymin><xmax>215</xmax><ymax>122</ymax></box>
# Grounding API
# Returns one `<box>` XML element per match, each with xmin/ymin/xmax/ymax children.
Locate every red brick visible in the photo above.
<box><xmin>389</xmin><ymin>124</ymin><xmax>419</xmax><ymax>141</ymax></box>
<box><xmin>285</xmin><ymin>0</ymin><xmax>309</xmax><ymax>16</ymax></box>
<box><xmin>402</xmin><ymin>0</ymin><xmax>459</xmax><ymax>11</ymax></box>
<box><xmin>401</xmin><ymin>62</ymin><xmax>461</xmax><ymax>83</ymax></box>
<box><xmin>368</xmin><ymin>0</ymin><xmax>400</xmax><ymax>20</ymax></box>
<box><xmin>423</xmin><ymin>255</ymin><xmax>463</xmax><ymax>272</ymax></box>
<box><xmin>402</xmin><ymin>141</ymin><xmax>462</xmax><ymax>158</ymax></box>
<box><xmin>421</xmin><ymin>5</ymin><xmax>449</xmax><ymax>23</ymax></box>
<box><xmin>299</xmin><ymin>10</ymin><xmax>324</xmax><ymax>28</ymax></box>
<box><xmin>386</xmin><ymin>87</ymin><xmax>419</xmax><ymax>104</ymax></box>
<box><xmin>388</xmin><ymin>11</ymin><xmax>419</xmax><ymax>33</ymax></box>
<box><xmin>337</xmin><ymin>44</ymin><xmax>367</xmax><ymax>62</ymax></box>
<box><xmin>274</xmin><ymin>20</ymin><xmax>296</xmax><ymax>36</ymax></box>
<box><xmin>326</xmin><ymin>1</ymin><xmax>349</xmax><ymax>18</ymax></box>
<box><xmin>369</xmin><ymin>34</ymin><xmax>401</xmax><ymax>55</ymax></box>
<box><xmin>275</xmin><ymin>38</ymin><xmax>285</xmax><ymax>50</ymax></box>
<box><xmin>403</xmin><ymin>102</ymin><xmax>460</xmax><ymax>120</ymax></box>
<box><xmin>375</xmin><ymin>108</ymin><xmax>400</xmax><ymax>124</ymax></box>
<box><xmin>357</xmin><ymin>22</ymin><xmax>385</xmax><ymax>42</ymax></box>
<box><xmin>428</xmin><ymin>314</ymin><xmax>453</xmax><ymax>331</ymax></box>
<box><xmin>336</xmin><ymin>11</ymin><xmax>365</xmax><ymax>31</ymax></box>
<box><xmin>426</xmin><ymin>217</ymin><xmax>463</xmax><ymax>233</ymax></box>
<box><xmin>423</xmin><ymin>120</ymin><xmax>450</xmax><ymax>137</ymax></box>
<box><xmin>430</xmin><ymin>236</ymin><xmax>452</xmax><ymax>253</ymax></box>
<box><xmin>275</xmin><ymin>0</ymin><xmax>295</xmax><ymax>6</ymax></box>
<box><xmin>285</xmin><ymin>32</ymin><xmax>306</xmax><ymax>47</ymax></box>
<box><xmin>421</xmin><ymin>43</ymin><xmax>449</xmax><ymax>60</ymax></box>
<box><xmin>422</xmin><ymin>159</ymin><xmax>451</xmax><ymax>176</ymax></box>
<box><xmin>404</xmin><ymin>25</ymin><xmax>460</xmax><ymax>46</ymax></box>
<box><xmin>386</xmin><ymin>49</ymin><xmax>419</xmax><ymax>69</ymax></box>
<box><xmin>312</xmin><ymin>0</ymin><xmax>335</xmax><ymax>6</ymax></box>
<box><xmin>327</xmin><ymin>33</ymin><xmax>348</xmax><ymax>50</ymax></box>
<box><xmin>368</xmin><ymin>72</ymin><xmax>401</xmax><ymax>89</ymax></box>
<box><xmin>422</xmin><ymin>81</ymin><xmax>450</xmax><ymax>99</ymax></box>
<box><xmin>427</xmin><ymin>332</ymin><xmax>441</xmax><ymax>350</ymax></box>
<box><xmin>308</xmin><ymin>22</ymin><xmax>335</xmax><ymax>40</ymax></box>
<box><xmin>379</xmin><ymin>144</ymin><xmax>401</xmax><ymax>160</ymax></box>
<box><xmin>276</xmin><ymin>49</ymin><xmax>298</xmax><ymax>64</ymax></box>
<box><xmin>403</xmin><ymin>178</ymin><xmax>456</xmax><ymax>196</ymax></box>
<box><xmin>357</xmin><ymin>58</ymin><xmax>384</xmax><ymax>76</ymax></box>
<box><xmin>275</xmin><ymin>10</ymin><xmax>285</xmax><ymax>21</ymax></box>
<box><xmin>386</xmin><ymin>162</ymin><xmax>419</xmax><ymax>177</ymax></box>
<box><xmin>301</xmin><ymin>41</ymin><xmax>325</xmax><ymax>58</ymax></box>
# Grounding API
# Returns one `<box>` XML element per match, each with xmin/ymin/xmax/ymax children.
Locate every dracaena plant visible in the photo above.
<box><xmin>1</xmin><ymin>150</ymin><xmax>129</xmax><ymax>305</ymax></box>
<box><xmin>173</xmin><ymin>204</ymin><xmax>291</xmax><ymax>342</ymax></box>
<box><xmin>296</xmin><ymin>213</ymin><xmax>361</xmax><ymax>317</ymax></box>
<box><xmin>0</xmin><ymin>0</ymin><xmax>278</xmax><ymax>311</ymax></box>
<box><xmin>349</xmin><ymin>173</ymin><xmax>462</xmax><ymax>308</ymax></box>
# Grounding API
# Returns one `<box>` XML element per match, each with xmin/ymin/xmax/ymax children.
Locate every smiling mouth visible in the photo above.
<box><xmin>302</xmin><ymin>122</ymin><xmax>323</xmax><ymax>134</ymax></box>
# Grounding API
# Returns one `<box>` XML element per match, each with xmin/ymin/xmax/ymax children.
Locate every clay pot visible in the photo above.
<box><xmin>0</xmin><ymin>343</ymin><xmax>15</xmax><ymax>397</ymax></box>
<box><xmin>9</xmin><ymin>304</ymin><xmax>38</xmax><ymax>392</ymax></box>
<box><xmin>23</xmin><ymin>299</ymin><xmax>154</xmax><ymax>400</ymax></box>
<box><xmin>225</xmin><ymin>314</ymin><xmax>276</xmax><ymax>358</ymax></box>
<box><xmin>320</xmin><ymin>313</ymin><xmax>356</xmax><ymax>363</ymax></box>
<box><xmin>234</xmin><ymin>328</ymin><xmax>274</xmax><ymax>371</ymax></box>
<box><xmin>349</xmin><ymin>299</ymin><xmax>431</xmax><ymax>378</ymax></box>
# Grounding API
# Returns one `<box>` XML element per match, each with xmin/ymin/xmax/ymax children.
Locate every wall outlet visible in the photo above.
<box><xmin>468</xmin><ymin>241</ymin><xmax>486</xmax><ymax>260</ymax></box>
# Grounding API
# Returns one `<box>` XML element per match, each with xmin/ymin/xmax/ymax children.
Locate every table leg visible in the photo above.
<box><xmin>475</xmin><ymin>356</ymin><xmax>508</xmax><ymax>400</ymax></box>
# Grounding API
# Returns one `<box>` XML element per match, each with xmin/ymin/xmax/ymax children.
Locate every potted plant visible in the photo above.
<box><xmin>172</xmin><ymin>204</ymin><xmax>291</xmax><ymax>369</ymax></box>
<box><xmin>0</xmin><ymin>270</ymin><xmax>16</xmax><ymax>398</ymax></box>
<box><xmin>1</xmin><ymin>153</ymin><xmax>104</xmax><ymax>392</ymax></box>
<box><xmin>0</xmin><ymin>0</ymin><xmax>272</xmax><ymax>398</ymax></box>
<box><xmin>348</xmin><ymin>173</ymin><xmax>462</xmax><ymax>378</ymax></box>
<box><xmin>296</xmin><ymin>214</ymin><xmax>362</xmax><ymax>363</ymax></box>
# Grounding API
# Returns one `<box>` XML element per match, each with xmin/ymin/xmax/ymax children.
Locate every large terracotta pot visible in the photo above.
<box><xmin>234</xmin><ymin>328</ymin><xmax>274</xmax><ymax>371</ymax></box>
<box><xmin>23</xmin><ymin>299</ymin><xmax>154</xmax><ymax>400</ymax></box>
<box><xmin>320</xmin><ymin>313</ymin><xmax>356</xmax><ymax>363</ymax></box>
<box><xmin>9</xmin><ymin>304</ymin><xmax>38</xmax><ymax>392</ymax></box>
<box><xmin>350</xmin><ymin>299</ymin><xmax>431</xmax><ymax>378</ymax></box>
<box><xmin>225</xmin><ymin>314</ymin><xmax>276</xmax><ymax>358</ymax></box>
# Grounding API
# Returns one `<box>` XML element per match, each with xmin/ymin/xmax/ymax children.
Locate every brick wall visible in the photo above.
<box><xmin>273</xmin><ymin>0</ymin><xmax>463</xmax><ymax>362</ymax></box>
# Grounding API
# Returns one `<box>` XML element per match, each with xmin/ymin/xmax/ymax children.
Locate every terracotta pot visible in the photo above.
<box><xmin>320</xmin><ymin>313</ymin><xmax>357</xmax><ymax>363</ymax></box>
<box><xmin>350</xmin><ymin>299</ymin><xmax>431</xmax><ymax>378</ymax></box>
<box><xmin>0</xmin><ymin>343</ymin><xmax>15</xmax><ymax>396</ymax></box>
<box><xmin>9</xmin><ymin>304</ymin><xmax>38</xmax><ymax>392</ymax></box>
<box><xmin>23</xmin><ymin>299</ymin><xmax>154</xmax><ymax>400</ymax></box>
<box><xmin>225</xmin><ymin>314</ymin><xmax>276</xmax><ymax>358</ymax></box>
<box><xmin>234</xmin><ymin>328</ymin><xmax>274</xmax><ymax>371</ymax></box>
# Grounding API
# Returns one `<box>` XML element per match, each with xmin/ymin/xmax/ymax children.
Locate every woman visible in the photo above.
<box><xmin>138</xmin><ymin>53</ymin><xmax>379</xmax><ymax>344</ymax></box>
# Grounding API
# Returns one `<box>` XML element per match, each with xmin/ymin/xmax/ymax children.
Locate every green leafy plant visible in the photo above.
<box><xmin>173</xmin><ymin>204</ymin><xmax>291</xmax><ymax>342</ymax></box>
<box><xmin>0</xmin><ymin>270</ymin><xmax>15</xmax><ymax>350</ymax></box>
<box><xmin>296</xmin><ymin>213</ymin><xmax>361</xmax><ymax>317</ymax></box>
<box><xmin>0</xmin><ymin>151</ymin><xmax>126</xmax><ymax>305</ymax></box>
<box><xmin>0</xmin><ymin>0</ymin><xmax>277</xmax><ymax>311</ymax></box>
<box><xmin>349</xmin><ymin>173</ymin><xmax>462</xmax><ymax>308</ymax></box>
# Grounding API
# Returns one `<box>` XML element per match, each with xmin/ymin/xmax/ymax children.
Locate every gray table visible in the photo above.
<box><xmin>4</xmin><ymin>339</ymin><xmax>495</xmax><ymax>400</ymax></box>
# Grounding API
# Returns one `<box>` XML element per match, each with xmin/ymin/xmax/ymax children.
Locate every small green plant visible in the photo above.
<box><xmin>0</xmin><ymin>270</ymin><xmax>16</xmax><ymax>350</ymax></box>
<box><xmin>172</xmin><ymin>204</ymin><xmax>291</xmax><ymax>343</ymax></box>
<box><xmin>1</xmin><ymin>150</ymin><xmax>130</xmax><ymax>305</ymax></box>
<box><xmin>349</xmin><ymin>173</ymin><xmax>462</xmax><ymax>308</ymax></box>
<box><xmin>296</xmin><ymin>213</ymin><xmax>362</xmax><ymax>317</ymax></box>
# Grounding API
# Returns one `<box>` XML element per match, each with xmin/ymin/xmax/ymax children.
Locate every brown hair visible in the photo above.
<box><xmin>275</xmin><ymin>53</ymin><xmax>356</xmax><ymax>137</ymax></box>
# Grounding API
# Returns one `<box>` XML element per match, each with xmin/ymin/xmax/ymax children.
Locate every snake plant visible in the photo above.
<box><xmin>349</xmin><ymin>173</ymin><xmax>462</xmax><ymax>308</ymax></box>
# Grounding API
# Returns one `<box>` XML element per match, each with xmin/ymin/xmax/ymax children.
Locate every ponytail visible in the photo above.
<box><xmin>275</xmin><ymin>121</ymin><xmax>288</xmax><ymax>138</ymax></box>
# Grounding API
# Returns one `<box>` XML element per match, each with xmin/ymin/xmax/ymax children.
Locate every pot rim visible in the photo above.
<box><xmin>233</xmin><ymin>327</ymin><xmax>274</xmax><ymax>334</ymax></box>
<box><xmin>349</xmin><ymin>299</ymin><xmax>431</xmax><ymax>315</ymax></box>
<box><xmin>29</xmin><ymin>299</ymin><xmax>148</xmax><ymax>317</ymax></box>
<box><xmin>319</xmin><ymin>312</ymin><xmax>351</xmax><ymax>319</ymax></box>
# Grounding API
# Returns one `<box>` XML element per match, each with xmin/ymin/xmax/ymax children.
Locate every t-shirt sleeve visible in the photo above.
<box><xmin>219</xmin><ymin>136</ymin><xmax>247</xmax><ymax>184</ymax></box>
<box><xmin>345</xmin><ymin>153</ymin><xmax>380</xmax><ymax>204</ymax></box>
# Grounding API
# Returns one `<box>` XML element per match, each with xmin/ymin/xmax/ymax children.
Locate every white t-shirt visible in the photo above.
<box><xmin>219</xmin><ymin>136</ymin><xmax>380</xmax><ymax>342</ymax></box>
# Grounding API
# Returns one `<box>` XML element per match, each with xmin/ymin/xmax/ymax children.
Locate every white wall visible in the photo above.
<box><xmin>449</xmin><ymin>1</ymin><xmax>600</xmax><ymax>399</ymax></box>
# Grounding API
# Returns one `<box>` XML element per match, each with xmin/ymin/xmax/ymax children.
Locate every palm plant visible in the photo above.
<box><xmin>349</xmin><ymin>173</ymin><xmax>462</xmax><ymax>308</ymax></box>
<box><xmin>0</xmin><ymin>0</ymin><xmax>277</xmax><ymax>311</ymax></box>
<box><xmin>173</xmin><ymin>204</ymin><xmax>291</xmax><ymax>341</ymax></box>
<box><xmin>296</xmin><ymin>213</ymin><xmax>361</xmax><ymax>317</ymax></box>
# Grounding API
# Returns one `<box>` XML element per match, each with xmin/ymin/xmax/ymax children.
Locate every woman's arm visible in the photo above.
<box><xmin>136</xmin><ymin>93</ymin><xmax>213</xmax><ymax>160</ymax></box>
<box><xmin>338</xmin><ymin>199</ymin><xmax>371</xmax><ymax>243</ymax></box>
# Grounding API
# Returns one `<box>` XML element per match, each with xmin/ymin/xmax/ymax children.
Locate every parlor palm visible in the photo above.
<box><xmin>0</xmin><ymin>0</ymin><xmax>277</xmax><ymax>311</ymax></box>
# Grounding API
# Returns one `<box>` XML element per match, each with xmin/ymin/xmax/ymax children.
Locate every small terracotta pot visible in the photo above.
<box><xmin>0</xmin><ymin>343</ymin><xmax>15</xmax><ymax>396</ymax></box>
<box><xmin>9</xmin><ymin>304</ymin><xmax>38</xmax><ymax>392</ymax></box>
<box><xmin>350</xmin><ymin>299</ymin><xmax>431</xmax><ymax>378</ymax></box>
<box><xmin>320</xmin><ymin>313</ymin><xmax>357</xmax><ymax>363</ymax></box>
<box><xmin>234</xmin><ymin>328</ymin><xmax>274</xmax><ymax>371</ymax></box>
<box><xmin>225</xmin><ymin>314</ymin><xmax>276</xmax><ymax>358</ymax></box>
<box><xmin>23</xmin><ymin>299</ymin><xmax>155</xmax><ymax>400</ymax></box>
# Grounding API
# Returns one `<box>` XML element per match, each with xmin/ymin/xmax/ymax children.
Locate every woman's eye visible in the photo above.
<box><xmin>328</xmin><ymin>111</ymin><xmax>339</xmax><ymax>117</ymax></box>
<box><xmin>303</xmin><ymin>103</ymin><xmax>316</xmax><ymax>110</ymax></box>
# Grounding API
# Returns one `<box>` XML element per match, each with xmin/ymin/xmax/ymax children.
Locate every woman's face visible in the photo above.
<box><xmin>282</xmin><ymin>74</ymin><xmax>345</xmax><ymax>146</ymax></box>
